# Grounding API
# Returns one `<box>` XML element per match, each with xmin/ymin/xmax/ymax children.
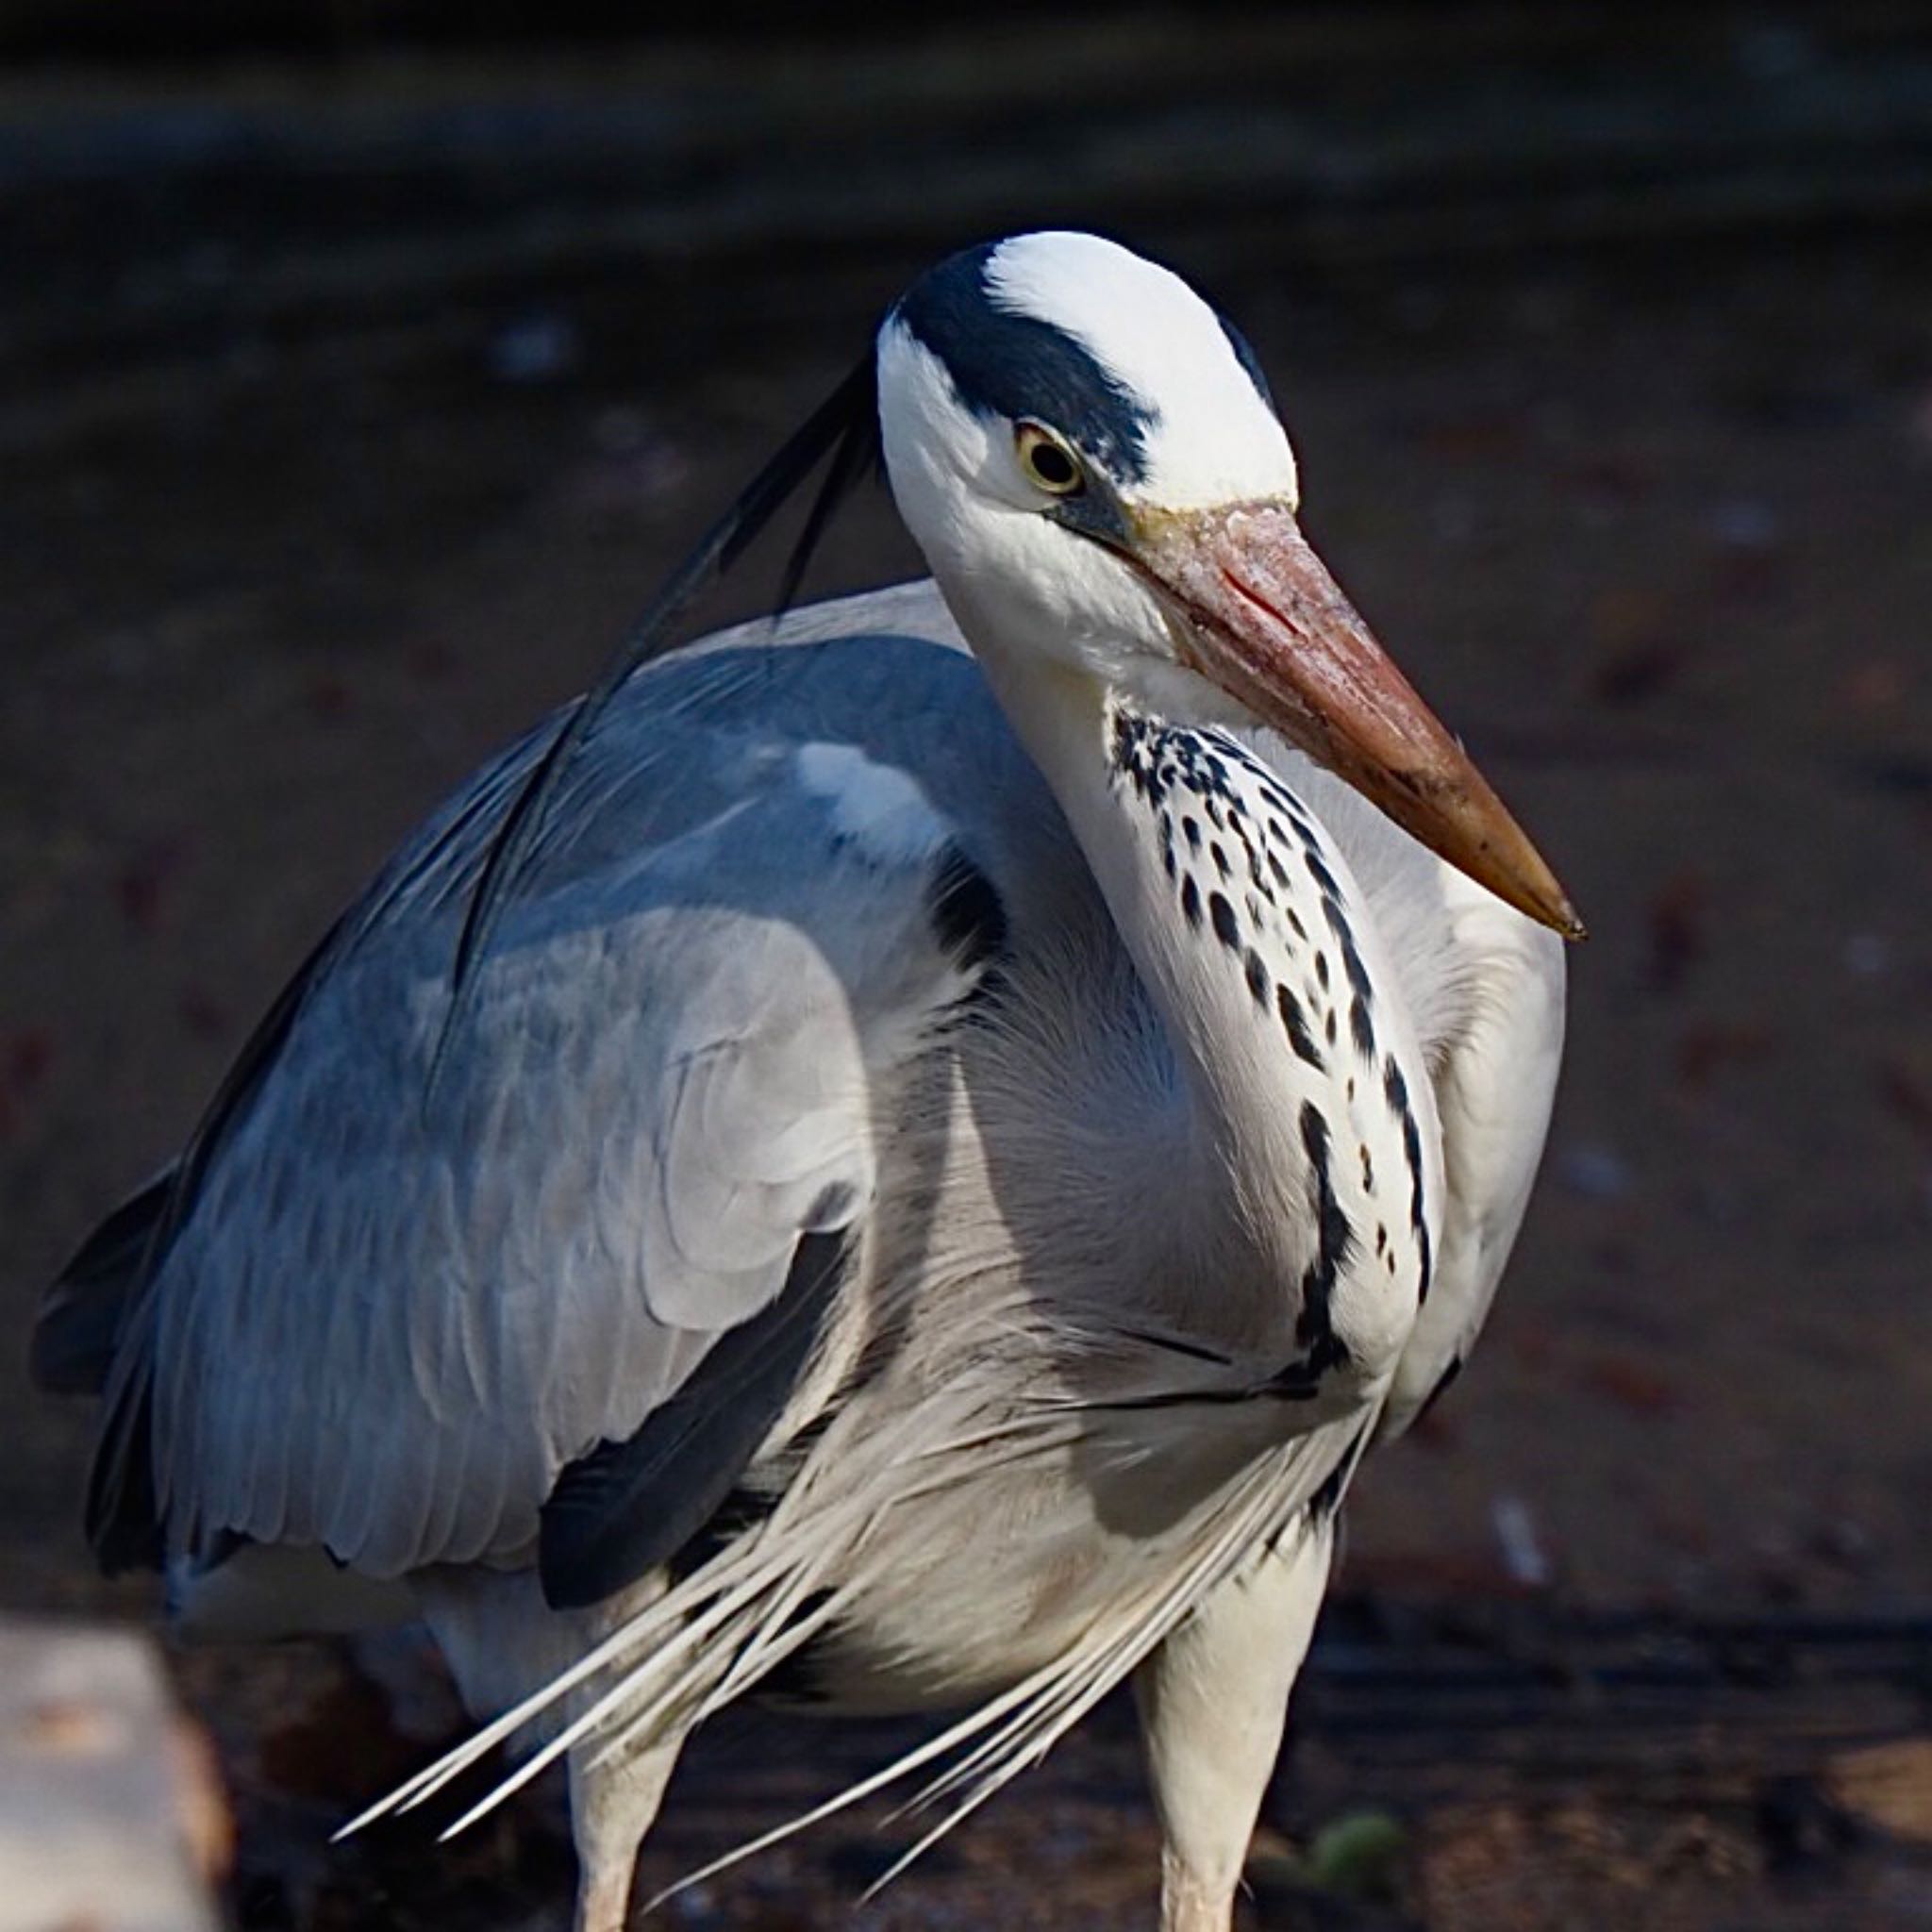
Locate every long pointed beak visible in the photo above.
<box><xmin>1127</xmin><ymin>499</ymin><xmax>1584</xmax><ymax>940</ymax></box>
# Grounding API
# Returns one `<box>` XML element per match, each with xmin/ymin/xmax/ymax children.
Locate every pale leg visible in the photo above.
<box><xmin>1133</xmin><ymin>1520</ymin><xmax>1333</xmax><ymax>1932</ymax></box>
<box><xmin>570</xmin><ymin>1732</ymin><xmax>682</xmax><ymax>1932</ymax></box>
<box><xmin>416</xmin><ymin>1564</ymin><xmax>686</xmax><ymax>1932</ymax></box>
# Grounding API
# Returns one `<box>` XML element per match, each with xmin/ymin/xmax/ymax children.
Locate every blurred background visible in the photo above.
<box><xmin>3</xmin><ymin>4</ymin><xmax>1930</xmax><ymax>1927</ymax></box>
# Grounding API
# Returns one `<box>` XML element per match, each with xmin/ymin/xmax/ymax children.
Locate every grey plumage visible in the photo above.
<box><xmin>85</xmin><ymin>598</ymin><xmax>1027</xmax><ymax>1582</ymax></box>
<box><xmin>60</xmin><ymin>574</ymin><xmax>1556</xmax><ymax>1687</ymax></box>
<box><xmin>40</xmin><ymin>233</ymin><xmax>1571</xmax><ymax>1932</ymax></box>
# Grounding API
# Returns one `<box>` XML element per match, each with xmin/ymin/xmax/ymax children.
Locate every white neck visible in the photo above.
<box><xmin>973</xmin><ymin>641</ymin><xmax>1304</xmax><ymax>1186</ymax></box>
<box><xmin>964</xmin><ymin>615</ymin><xmax>1439</xmax><ymax>1374</ymax></box>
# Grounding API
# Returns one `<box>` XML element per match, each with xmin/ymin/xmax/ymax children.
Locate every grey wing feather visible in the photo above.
<box><xmin>32</xmin><ymin>1169</ymin><xmax>175</xmax><ymax>1395</ymax></box>
<box><xmin>88</xmin><ymin>591</ymin><xmax>1029</xmax><ymax>1580</ymax></box>
<box><xmin>539</xmin><ymin>1228</ymin><xmax>848</xmax><ymax>1609</ymax></box>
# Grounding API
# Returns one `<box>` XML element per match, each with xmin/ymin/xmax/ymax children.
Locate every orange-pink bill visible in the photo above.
<box><xmin>1131</xmin><ymin>500</ymin><xmax>1584</xmax><ymax>941</ymax></box>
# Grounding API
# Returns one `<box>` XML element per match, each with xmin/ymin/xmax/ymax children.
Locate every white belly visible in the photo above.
<box><xmin>772</xmin><ymin>1385</ymin><xmax>1343</xmax><ymax>1714</ymax></box>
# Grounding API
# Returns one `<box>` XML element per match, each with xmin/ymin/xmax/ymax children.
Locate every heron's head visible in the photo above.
<box><xmin>877</xmin><ymin>231</ymin><xmax>1581</xmax><ymax>941</ymax></box>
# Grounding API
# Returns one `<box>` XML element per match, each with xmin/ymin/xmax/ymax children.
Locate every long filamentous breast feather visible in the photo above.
<box><xmin>350</xmin><ymin>1372</ymin><xmax>1366</xmax><ymax>1903</ymax></box>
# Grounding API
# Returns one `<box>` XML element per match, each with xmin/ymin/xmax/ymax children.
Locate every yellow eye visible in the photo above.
<box><xmin>1015</xmin><ymin>422</ymin><xmax>1084</xmax><ymax>496</ymax></box>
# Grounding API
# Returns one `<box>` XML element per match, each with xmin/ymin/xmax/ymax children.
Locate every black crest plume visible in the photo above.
<box><xmin>428</xmin><ymin>350</ymin><xmax>883</xmax><ymax>1090</ymax></box>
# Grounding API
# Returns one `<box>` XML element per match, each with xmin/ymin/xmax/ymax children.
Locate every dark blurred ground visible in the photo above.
<box><xmin>4</xmin><ymin>8</ymin><xmax>1932</xmax><ymax>1928</ymax></box>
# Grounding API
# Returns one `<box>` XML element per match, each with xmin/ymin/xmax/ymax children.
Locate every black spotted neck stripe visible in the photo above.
<box><xmin>1106</xmin><ymin>701</ymin><xmax>1436</xmax><ymax>1390</ymax></box>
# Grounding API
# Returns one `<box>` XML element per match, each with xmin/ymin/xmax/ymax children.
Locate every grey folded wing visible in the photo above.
<box><xmin>73</xmin><ymin>626</ymin><xmax>1014</xmax><ymax>1588</ymax></box>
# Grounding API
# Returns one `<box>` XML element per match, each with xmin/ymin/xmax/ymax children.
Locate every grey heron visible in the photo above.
<box><xmin>35</xmin><ymin>231</ymin><xmax>1576</xmax><ymax>1932</ymax></box>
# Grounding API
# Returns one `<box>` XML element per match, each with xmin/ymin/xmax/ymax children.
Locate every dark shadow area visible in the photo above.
<box><xmin>5</xmin><ymin>7</ymin><xmax>1931</xmax><ymax>1927</ymax></box>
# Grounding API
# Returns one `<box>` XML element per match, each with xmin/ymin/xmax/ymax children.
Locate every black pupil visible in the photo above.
<box><xmin>1029</xmin><ymin>440</ymin><xmax>1077</xmax><ymax>489</ymax></box>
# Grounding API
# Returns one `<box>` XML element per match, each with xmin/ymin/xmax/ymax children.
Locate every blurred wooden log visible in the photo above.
<box><xmin>1824</xmin><ymin>1736</ymin><xmax>1932</xmax><ymax>1843</ymax></box>
<box><xmin>0</xmin><ymin>1620</ymin><xmax>225</xmax><ymax>1932</ymax></box>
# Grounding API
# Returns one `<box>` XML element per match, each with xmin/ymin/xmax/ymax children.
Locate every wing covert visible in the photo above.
<box><xmin>89</xmin><ymin>617</ymin><xmax>1016</xmax><ymax>1581</ymax></box>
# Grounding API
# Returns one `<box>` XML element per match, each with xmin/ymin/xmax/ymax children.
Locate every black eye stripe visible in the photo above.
<box><xmin>896</xmin><ymin>242</ymin><xmax>1156</xmax><ymax>485</ymax></box>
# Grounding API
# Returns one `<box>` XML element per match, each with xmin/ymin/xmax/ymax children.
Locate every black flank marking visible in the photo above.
<box><xmin>1315</xmin><ymin>950</ymin><xmax>1330</xmax><ymax>991</ymax></box>
<box><xmin>1205</xmin><ymin>795</ymin><xmax>1226</xmax><ymax>831</ymax></box>
<box><xmin>1210</xmin><ymin>841</ymin><xmax>1231</xmax><ymax>879</ymax></box>
<box><xmin>1350</xmin><ymin>993</ymin><xmax>1375</xmax><ymax>1058</ymax></box>
<box><xmin>1183</xmin><ymin>816</ymin><xmax>1202</xmax><ymax>851</ymax></box>
<box><xmin>1208</xmin><ymin>891</ymin><xmax>1241</xmax><ymax>951</ymax></box>
<box><xmin>1386</xmin><ymin>1053</ymin><xmax>1430</xmax><ymax>1297</ymax></box>
<box><xmin>1297</xmin><ymin>1095</ymin><xmax>1329</xmax><ymax>1175</ymax></box>
<box><xmin>1417</xmin><ymin>1221</ymin><xmax>1434</xmax><ymax>1304</ymax></box>
<box><xmin>1266</xmin><ymin>783</ymin><xmax>1316</xmax><ymax>837</ymax></box>
<box><xmin>1324</xmin><ymin>1007</ymin><xmax>1338</xmax><ymax>1047</ymax></box>
<box><xmin>1308</xmin><ymin>1460</ymin><xmax>1347</xmax><ymax>1521</ymax></box>
<box><xmin>1286</xmin><ymin>904</ymin><xmax>1307</xmax><ymax>942</ymax></box>
<box><xmin>1180</xmin><ymin>874</ymin><xmax>1203</xmax><ymax>929</ymax></box>
<box><xmin>542</xmin><ymin>1233</ymin><xmax>848</xmax><ymax>1608</ymax></box>
<box><xmin>1267</xmin><ymin>851</ymin><xmax>1291</xmax><ymax>891</ymax></box>
<box><xmin>1334</xmin><ymin>919</ymin><xmax>1374</xmax><ymax>1008</ymax></box>
<box><xmin>662</xmin><ymin>1459</ymin><xmax>834</xmax><ymax>1695</ymax></box>
<box><xmin>1293</xmin><ymin>1101</ymin><xmax>1355</xmax><ymax>1371</ymax></box>
<box><xmin>1277</xmin><ymin>986</ymin><xmax>1324</xmax><ymax>1070</ymax></box>
<box><xmin>1265</xmin><ymin>1356</ymin><xmax>1326</xmax><ymax>1402</ymax></box>
<box><xmin>1304</xmin><ymin>847</ymin><xmax>1342</xmax><ymax>901</ymax></box>
<box><xmin>1400</xmin><ymin>1108</ymin><xmax>1426</xmax><ymax>1227</ymax></box>
<box><xmin>1374</xmin><ymin>1223</ymin><xmax>1387</xmax><ymax>1256</ymax></box>
<box><xmin>1116</xmin><ymin>1324</ymin><xmax>1235</xmax><ymax>1368</ymax></box>
<box><xmin>1307</xmin><ymin>1419</ymin><xmax>1373</xmax><ymax>1523</ymax></box>
<box><xmin>927</xmin><ymin>842</ymin><xmax>1008</xmax><ymax>971</ymax></box>
<box><xmin>1162</xmin><ymin>846</ymin><xmax>1176</xmax><ymax>880</ymax></box>
<box><xmin>1089</xmin><ymin>1384</ymin><xmax>1260</xmax><ymax>1415</ymax></box>
<box><xmin>1244</xmin><ymin>949</ymin><xmax>1271</xmax><ymax>1008</ymax></box>
<box><xmin>1383</xmin><ymin>1057</ymin><xmax>1409</xmax><ymax>1120</ymax></box>
<box><xmin>666</xmin><ymin>1482</ymin><xmax>774</xmax><ymax>1584</ymax></box>
<box><xmin>1358</xmin><ymin>1142</ymin><xmax>1374</xmax><ymax>1193</ymax></box>
<box><xmin>750</xmin><ymin>1597</ymin><xmax>838</xmax><ymax>1707</ymax></box>
<box><xmin>897</xmin><ymin>242</ymin><xmax>1155</xmax><ymax>482</ymax></box>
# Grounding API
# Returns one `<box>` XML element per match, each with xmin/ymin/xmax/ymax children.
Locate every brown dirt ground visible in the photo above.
<box><xmin>3</xmin><ymin>41</ymin><xmax>1931</xmax><ymax>1932</ymax></box>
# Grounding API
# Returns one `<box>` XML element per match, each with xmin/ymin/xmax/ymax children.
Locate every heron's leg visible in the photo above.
<box><xmin>569</xmin><ymin>1730</ymin><xmax>682</xmax><ymax>1932</ymax></box>
<box><xmin>414</xmin><ymin>1565</ymin><xmax>686</xmax><ymax>1932</ymax></box>
<box><xmin>1132</xmin><ymin>1520</ymin><xmax>1333</xmax><ymax>1932</ymax></box>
